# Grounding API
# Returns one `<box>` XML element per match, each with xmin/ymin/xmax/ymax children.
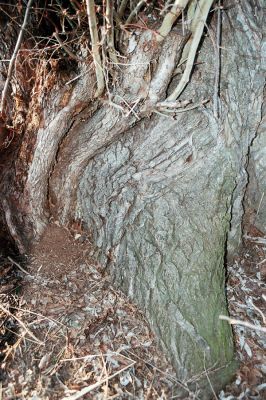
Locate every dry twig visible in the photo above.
<box><xmin>157</xmin><ymin>0</ymin><xmax>189</xmax><ymax>42</ymax></box>
<box><xmin>85</xmin><ymin>0</ymin><xmax>105</xmax><ymax>97</ymax></box>
<box><xmin>126</xmin><ymin>0</ymin><xmax>147</xmax><ymax>25</ymax></box>
<box><xmin>7</xmin><ymin>256</ymin><xmax>32</xmax><ymax>276</ymax></box>
<box><xmin>219</xmin><ymin>315</ymin><xmax>266</xmax><ymax>333</ymax></box>
<box><xmin>0</xmin><ymin>302</ymin><xmax>44</xmax><ymax>344</ymax></box>
<box><xmin>61</xmin><ymin>361</ymin><xmax>136</xmax><ymax>400</ymax></box>
<box><xmin>105</xmin><ymin>0</ymin><xmax>118</xmax><ymax>63</ymax></box>
<box><xmin>167</xmin><ymin>0</ymin><xmax>213</xmax><ymax>101</ymax></box>
<box><xmin>0</xmin><ymin>0</ymin><xmax>34</xmax><ymax>115</ymax></box>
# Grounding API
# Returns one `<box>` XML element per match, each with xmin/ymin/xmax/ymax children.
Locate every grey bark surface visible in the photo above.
<box><xmin>0</xmin><ymin>1</ymin><xmax>265</xmax><ymax>397</ymax></box>
<box><xmin>244</xmin><ymin>90</ymin><xmax>266</xmax><ymax>234</ymax></box>
<box><xmin>73</xmin><ymin>2</ymin><xmax>264</xmax><ymax>392</ymax></box>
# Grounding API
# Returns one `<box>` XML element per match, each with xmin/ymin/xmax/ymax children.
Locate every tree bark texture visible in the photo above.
<box><xmin>244</xmin><ymin>87</ymin><xmax>266</xmax><ymax>234</ymax></box>
<box><xmin>0</xmin><ymin>1</ymin><xmax>265</xmax><ymax>396</ymax></box>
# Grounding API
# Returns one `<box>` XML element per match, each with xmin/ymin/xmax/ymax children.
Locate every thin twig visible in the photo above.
<box><xmin>53</xmin><ymin>32</ymin><xmax>85</xmax><ymax>62</ymax></box>
<box><xmin>0</xmin><ymin>0</ymin><xmax>34</xmax><ymax>115</ymax></box>
<box><xmin>3</xmin><ymin>330</ymin><xmax>26</xmax><ymax>361</ymax></box>
<box><xmin>8</xmin><ymin>256</ymin><xmax>32</xmax><ymax>276</ymax></box>
<box><xmin>166</xmin><ymin>0</ymin><xmax>213</xmax><ymax>101</ymax></box>
<box><xmin>118</xmin><ymin>0</ymin><xmax>129</xmax><ymax>18</ymax></box>
<box><xmin>85</xmin><ymin>0</ymin><xmax>105</xmax><ymax>97</ymax></box>
<box><xmin>11</xmin><ymin>305</ymin><xmax>66</xmax><ymax>327</ymax></box>
<box><xmin>157</xmin><ymin>99</ymin><xmax>191</xmax><ymax>109</ymax></box>
<box><xmin>126</xmin><ymin>0</ymin><xmax>147</xmax><ymax>25</ymax></box>
<box><xmin>61</xmin><ymin>352</ymin><xmax>134</xmax><ymax>363</ymax></box>
<box><xmin>249</xmin><ymin>300</ymin><xmax>266</xmax><ymax>325</ymax></box>
<box><xmin>116</xmin><ymin>94</ymin><xmax>141</xmax><ymax>120</ymax></box>
<box><xmin>105</xmin><ymin>0</ymin><xmax>118</xmax><ymax>63</ymax></box>
<box><xmin>203</xmin><ymin>353</ymin><xmax>218</xmax><ymax>400</ymax></box>
<box><xmin>125</xmin><ymin>349</ymin><xmax>200</xmax><ymax>399</ymax></box>
<box><xmin>157</xmin><ymin>0</ymin><xmax>189</xmax><ymax>42</ymax></box>
<box><xmin>158</xmin><ymin>99</ymin><xmax>209</xmax><ymax>114</ymax></box>
<box><xmin>0</xmin><ymin>302</ymin><xmax>44</xmax><ymax>344</ymax></box>
<box><xmin>61</xmin><ymin>361</ymin><xmax>135</xmax><ymax>400</ymax></box>
<box><xmin>219</xmin><ymin>315</ymin><xmax>266</xmax><ymax>333</ymax></box>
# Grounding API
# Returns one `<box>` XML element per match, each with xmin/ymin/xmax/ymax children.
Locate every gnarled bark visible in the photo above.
<box><xmin>0</xmin><ymin>1</ymin><xmax>265</xmax><ymax>397</ymax></box>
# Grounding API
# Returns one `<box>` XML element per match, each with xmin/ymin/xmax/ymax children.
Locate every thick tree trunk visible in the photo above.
<box><xmin>0</xmin><ymin>1</ymin><xmax>265</xmax><ymax>397</ymax></box>
<box><xmin>244</xmin><ymin>89</ymin><xmax>266</xmax><ymax>234</ymax></box>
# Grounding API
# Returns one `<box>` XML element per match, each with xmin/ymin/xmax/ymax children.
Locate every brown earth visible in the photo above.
<box><xmin>0</xmin><ymin>223</ymin><xmax>265</xmax><ymax>399</ymax></box>
<box><xmin>0</xmin><ymin>224</ymin><xmax>183</xmax><ymax>399</ymax></box>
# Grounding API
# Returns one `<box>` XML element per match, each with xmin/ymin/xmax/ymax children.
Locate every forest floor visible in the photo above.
<box><xmin>0</xmin><ymin>224</ymin><xmax>265</xmax><ymax>399</ymax></box>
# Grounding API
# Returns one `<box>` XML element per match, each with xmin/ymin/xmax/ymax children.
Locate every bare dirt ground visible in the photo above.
<box><xmin>0</xmin><ymin>224</ymin><xmax>265</xmax><ymax>399</ymax></box>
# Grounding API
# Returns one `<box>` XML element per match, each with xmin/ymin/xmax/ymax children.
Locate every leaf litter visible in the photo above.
<box><xmin>0</xmin><ymin>224</ymin><xmax>183</xmax><ymax>399</ymax></box>
<box><xmin>0</xmin><ymin>223</ymin><xmax>265</xmax><ymax>399</ymax></box>
<box><xmin>219</xmin><ymin>228</ymin><xmax>266</xmax><ymax>400</ymax></box>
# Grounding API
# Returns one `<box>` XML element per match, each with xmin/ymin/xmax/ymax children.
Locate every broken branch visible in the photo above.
<box><xmin>85</xmin><ymin>0</ymin><xmax>105</xmax><ymax>97</ymax></box>
<box><xmin>157</xmin><ymin>0</ymin><xmax>189</xmax><ymax>42</ymax></box>
<box><xmin>167</xmin><ymin>0</ymin><xmax>213</xmax><ymax>101</ymax></box>
<box><xmin>219</xmin><ymin>315</ymin><xmax>266</xmax><ymax>333</ymax></box>
<box><xmin>0</xmin><ymin>0</ymin><xmax>34</xmax><ymax>115</ymax></box>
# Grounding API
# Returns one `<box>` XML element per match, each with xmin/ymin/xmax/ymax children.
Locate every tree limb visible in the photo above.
<box><xmin>125</xmin><ymin>0</ymin><xmax>147</xmax><ymax>25</ymax></box>
<box><xmin>85</xmin><ymin>0</ymin><xmax>105</xmax><ymax>97</ymax></box>
<box><xmin>118</xmin><ymin>0</ymin><xmax>129</xmax><ymax>18</ymax></box>
<box><xmin>53</xmin><ymin>32</ymin><xmax>85</xmax><ymax>62</ymax></box>
<box><xmin>166</xmin><ymin>0</ymin><xmax>213</xmax><ymax>101</ymax></box>
<box><xmin>106</xmin><ymin>0</ymin><xmax>118</xmax><ymax>63</ymax></box>
<box><xmin>157</xmin><ymin>0</ymin><xmax>189</xmax><ymax>42</ymax></box>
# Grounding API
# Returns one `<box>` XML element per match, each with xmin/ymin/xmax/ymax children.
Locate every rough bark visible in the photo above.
<box><xmin>0</xmin><ymin>1</ymin><xmax>265</xmax><ymax>397</ymax></box>
<box><xmin>244</xmin><ymin>88</ymin><xmax>266</xmax><ymax>234</ymax></box>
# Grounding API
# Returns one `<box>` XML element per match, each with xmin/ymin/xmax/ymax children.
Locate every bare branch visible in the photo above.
<box><xmin>0</xmin><ymin>302</ymin><xmax>44</xmax><ymax>345</ymax></box>
<box><xmin>118</xmin><ymin>0</ymin><xmax>129</xmax><ymax>18</ymax></box>
<box><xmin>53</xmin><ymin>32</ymin><xmax>85</xmax><ymax>63</ymax></box>
<box><xmin>61</xmin><ymin>361</ymin><xmax>136</xmax><ymax>400</ymax></box>
<box><xmin>106</xmin><ymin>0</ymin><xmax>118</xmax><ymax>63</ymax></box>
<box><xmin>219</xmin><ymin>315</ymin><xmax>266</xmax><ymax>333</ymax></box>
<box><xmin>85</xmin><ymin>0</ymin><xmax>105</xmax><ymax>97</ymax></box>
<box><xmin>157</xmin><ymin>0</ymin><xmax>189</xmax><ymax>42</ymax></box>
<box><xmin>0</xmin><ymin>0</ymin><xmax>34</xmax><ymax>116</ymax></box>
<box><xmin>166</xmin><ymin>0</ymin><xmax>213</xmax><ymax>101</ymax></box>
<box><xmin>126</xmin><ymin>0</ymin><xmax>147</xmax><ymax>25</ymax></box>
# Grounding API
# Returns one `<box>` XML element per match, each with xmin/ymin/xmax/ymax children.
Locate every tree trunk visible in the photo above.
<box><xmin>0</xmin><ymin>1</ymin><xmax>264</xmax><ymax>397</ymax></box>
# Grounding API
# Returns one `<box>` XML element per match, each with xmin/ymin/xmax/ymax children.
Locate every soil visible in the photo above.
<box><xmin>0</xmin><ymin>224</ymin><xmax>181</xmax><ymax>399</ymax></box>
<box><xmin>0</xmin><ymin>223</ymin><xmax>265</xmax><ymax>399</ymax></box>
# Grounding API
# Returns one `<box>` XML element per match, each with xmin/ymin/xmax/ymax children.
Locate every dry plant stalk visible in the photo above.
<box><xmin>61</xmin><ymin>361</ymin><xmax>136</xmax><ymax>400</ymax></box>
<box><xmin>105</xmin><ymin>0</ymin><xmax>118</xmax><ymax>63</ymax></box>
<box><xmin>157</xmin><ymin>0</ymin><xmax>189</xmax><ymax>42</ymax></box>
<box><xmin>167</xmin><ymin>0</ymin><xmax>214</xmax><ymax>101</ymax></box>
<box><xmin>53</xmin><ymin>32</ymin><xmax>85</xmax><ymax>63</ymax></box>
<box><xmin>118</xmin><ymin>0</ymin><xmax>129</xmax><ymax>18</ymax></box>
<box><xmin>219</xmin><ymin>315</ymin><xmax>266</xmax><ymax>333</ymax></box>
<box><xmin>0</xmin><ymin>302</ymin><xmax>43</xmax><ymax>344</ymax></box>
<box><xmin>0</xmin><ymin>0</ymin><xmax>34</xmax><ymax>115</ymax></box>
<box><xmin>126</xmin><ymin>0</ymin><xmax>147</xmax><ymax>24</ymax></box>
<box><xmin>85</xmin><ymin>0</ymin><xmax>105</xmax><ymax>97</ymax></box>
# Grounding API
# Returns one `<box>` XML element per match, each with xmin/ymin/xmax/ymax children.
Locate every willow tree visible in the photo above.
<box><xmin>0</xmin><ymin>1</ymin><xmax>264</xmax><ymax>397</ymax></box>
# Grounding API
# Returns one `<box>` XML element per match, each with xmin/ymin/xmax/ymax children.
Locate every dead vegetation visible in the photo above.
<box><xmin>220</xmin><ymin>230</ymin><xmax>266</xmax><ymax>400</ymax></box>
<box><xmin>0</xmin><ymin>224</ymin><xmax>183</xmax><ymax>399</ymax></box>
<box><xmin>0</xmin><ymin>0</ymin><xmax>218</xmax><ymax>127</ymax></box>
<box><xmin>0</xmin><ymin>223</ymin><xmax>265</xmax><ymax>399</ymax></box>
<box><xmin>0</xmin><ymin>2</ymin><xmax>265</xmax><ymax>399</ymax></box>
